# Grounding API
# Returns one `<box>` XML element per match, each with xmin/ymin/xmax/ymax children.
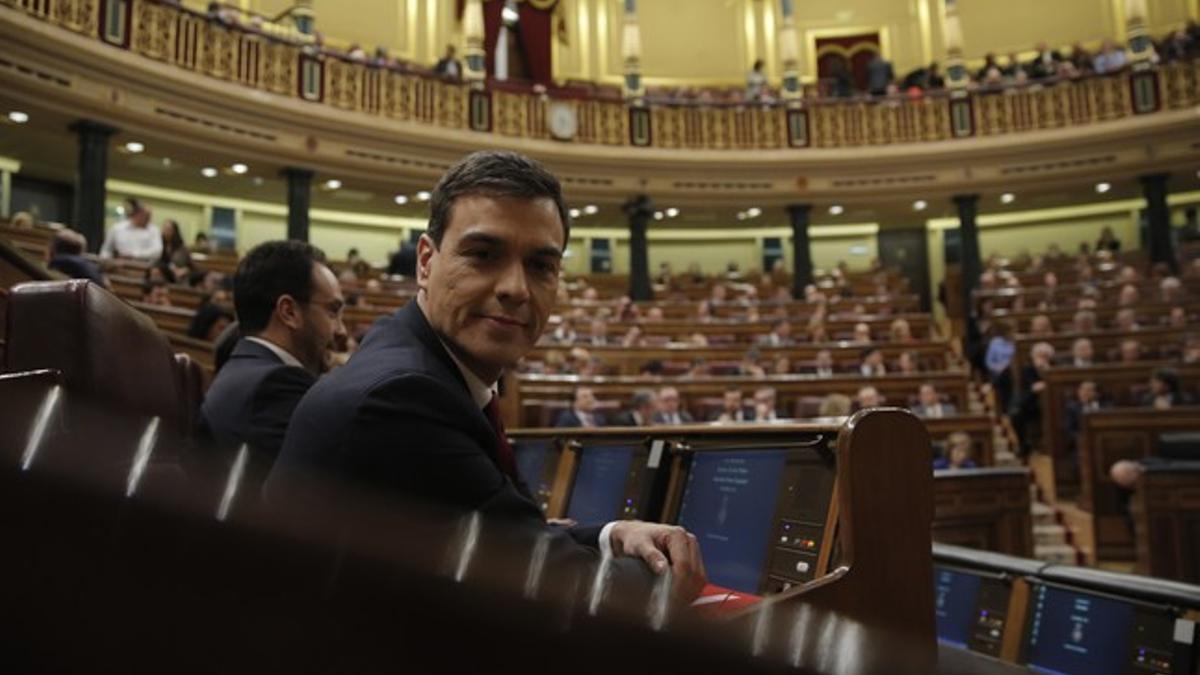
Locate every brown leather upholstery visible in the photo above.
<box><xmin>5</xmin><ymin>280</ymin><xmax>188</xmax><ymax>433</ymax></box>
<box><xmin>173</xmin><ymin>352</ymin><xmax>207</xmax><ymax>436</ymax></box>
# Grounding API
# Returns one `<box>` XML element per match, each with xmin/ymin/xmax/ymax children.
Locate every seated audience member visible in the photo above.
<box><xmin>612</xmin><ymin>389</ymin><xmax>657</xmax><ymax>427</ymax></box>
<box><xmin>1070</xmin><ymin>337</ymin><xmax>1095</xmax><ymax>367</ymax></box>
<box><xmin>141</xmin><ymin>279</ymin><xmax>172</xmax><ymax>306</ymax></box>
<box><xmin>568</xmin><ymin>347</ymin><xmax>591</xmax><ymax>374</ymax></box>
<box><xmin>933</xmin><ymin>432</ymin><xmax>977</xmax><ymax>471</ymax></box>
<box><xmin>819</xmin><ymin>393</ymin><xmax>852</xmax><ymax>417</ymax></box>
<box><xmin>737</xmin><ymin>348</ymin><xmax>766</xmax><ymax>377</ymax></box>
<box><xmin>1117</xmin><ymin>283</ymin><xmax>1140</xmax><ymax>307</ymax></box>
<box><xmin>46</xmin><ymin>229</ymin><xmax>105</xmax><ymax>286</ymax></box>
<box><xmin>619</xmin><ymin>324</ymin><xmax>644</xmax><ymax>348</ymax></box>
<box><xmin>1117</xmin><ymin>338</ymin><xmax>1143</xmax><ymax>363</ymax></box>
<box><xmin>752</xmin><ymin>387</ymin><xmax>780</xmax><ymax>421</ymax></box>
<box><xmin>557</xmin><ymin>387</ymin><xmax>606</xmax><ymax>430</ymax></box>
<box><xmin>812</xmin><ymin>349</ymin><xmax>836</xmax><ymax>377</ymax></box>
<box><xmin>200</xmin><ymin>241</ymin><xmax>344</xmax><ymax>458</ymax></box>
<box><xmin>100</xmin><ymin>198</ymin><xmax>162</xmax><ymax>261</ymax></box>
<box><xmin>712</xmin><ymin>387</ymin><xmax>752</xmax><ymax>423</ymax></box>
<box><xmin>1114</xmin><ymin>308</ymin><xmax>1140</xmax><ymax>332</ymax></box>
<box><xmin>539</xmin><ymin>350</ymin><xmax>567</xmax><ymax>375</ymax></box>
<box><xmin>1159</xmin><ymin>276</ymin><xmax>1184</xmax><ymax>303</ymax></box>
<box><xmin>269</xmin><ymin>152</ymin><xmax>705</xmax><ymax>600</ymax></box>
<box><xmin>1141</xmin><ymin>368</ymin><xmax>1191</xmax><ymax>409</ymax></box>
<box><xmin>889</xmin><ymin>318</ymin><xmax>914</xmax><ymax>343</ymax></box>
<box><xmin>912</xmin><ymin>383</ymin><xmax>955</xmax><ymax>418</ymax></box>
<box><xmin>550</xmin><ymin>318</ymin><xmax>577</xmax><ymax>343</ymax></box>
<box><xmin>1064</xmin><ymin>380</ymin><xmax>1107</xmax><ymax>453</ymax></box>
<box><xmin>1109</xmin><ymin>459</ymin><xmax>1144</xmax><ymax>490</ymax></box>
<box><xmin>653</xmin><ymin>386</ymin><xmax>693</xmax><ymax>425</ymax></box>
<box><xmin>10</xmin><ymin>210</ymin><xmax>35</xmax><ymax>228</ymax></box>
<box><xmin>1185</xmin><ymin>334</ymin><xmax>1200</xmax><ymax>364</ymax></box>
<box><xmin>771</xmin><ymin>355</ymin><xmax>792</xmax><ymax>375</ymax></box>
<box><xmin>895</xmin><ymin>351</ymin><xmax>919</xmax><ymax>375</ymax></box>
<box><xmin>644</xmin><ymin>306</ymin><xmax>665</xmax><ymax>322</ymax></box>
<box><xmin>145</xmin><ymin>261</ymin><xmax>176</xmax><ymax>284</ymax></box>
<box><xmin>1010</xmin><ymin>341</ymin><xmax>1055</xmax><ymax>456</ymax></box>
<box><xmin>1028</xmin><ymin>314</ymin><xmax>1053</xmax><ymax>337</ymax></box>
<box><xmin>852</xmin><ymin>322</ymin><xmax>872</xmax><ymax>342</ymax></box>
<box><xmin>807</xmin><ymin>320</ymin><xmax>830</xmax><ymax>343</ymax></box>
<box><xmin>1165</xmin><ymin>306</ymin><xmax>1187</xmax><ymax>328</ymax></box>
<box><xmin>187</xmin><ymin>301</ymin><xmax>235</xmax><ymax>342</ymax></box>
<box><xmin>1072</xmin><ymin>309</ymin><xmax>1098</xmax><ymax>333</ymax></box>
<box><xmin>159</xmin><ymin>219</ymin><xmax>192</xmax><ymax>272</ymax></box>
<box><xmin>587</xmin><ymin>318</ymin><xmax>609</xmax><ymax>346</ymax></box>
<box><xmin>855</xmin><ymin>385</ymin><xmax>882</xmax><ymax>411</ymax></box>
<box><xmin>758</xmin><ymin>318</ymin><xmax>794</xmax><ymax>347</ymax></box>
<box><xmin>193</xmin><ymin>231</ymin><xmax>215</xmax><ymax>254</ymax></box>
<box><xmin>695</xmin><ymin>300</ymin><xmax>714</xmax><ymax>323</ymax></box>
<box><xmin>859</xmin><ymin>347</ymin><xmax>887</xmax><ymax>377</ymax></box>
<box><xmin>1096</xmin><ymin>224</ymin><xmax>1122</xmax><ymax>252</ymax></box>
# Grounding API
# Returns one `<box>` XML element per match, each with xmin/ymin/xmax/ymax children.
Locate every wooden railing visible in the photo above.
<box><xmin>5</xmin><ymin>0</ymin><xmax>1199</xmax><ymax>151</ymax></box>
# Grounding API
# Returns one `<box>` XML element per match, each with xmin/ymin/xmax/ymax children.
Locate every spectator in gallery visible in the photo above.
<box><xmin>1028</xmin><ymin>41</ymin><xmax>1063</xmax><ymax>79</ymax></box>
<box><xmin>1070</xmin><ymin>337</ymin><xmax>1095</xmax><ymax>367</ymax></box>
<box><xmin>819</xmin><ymin>393</ymin><xmax>852</xmax><ymax>417</ymax></box>
<box><xmin>758</xmin><ymin>318</ymin><xmax>794</xmax><ymax>347</ymax></box>
<box><xmin>889</xmin><ymin>317</ymin><xmax>915</xmax><ymax>343</ymax></box>
<box><xmin>813</xmin><ymin>349</ymin><xmax>836</xmax><ymax>378</ymax></box>
<box><xmin>933</xmin><ymin>432</ymin><xmax>978</xmax><ymax>471</ymax></box>
<box><xmin>976</xmin><ymin>53</ymin><xmax>1002</xmax><ymax>83</ymax></box>
<box><xmin>911</xmin><ymin>383</ymin><xmax>955</xmax><ymax>419</ymax></box>
<box><xmin>554</xmin><ymin>386</ymin><xmax>605</xmax><ymax>428</ymax></box>
<box><xmin>866</xmin><ymin>53</ymin><xmax>895</xmax><ymax>96</ymax></box>
<box><xmin>1092</xmin><ymin>40</ymin><xmax>1128</xmax><ymax>75</ymax></box>
<box><xmin>10</xmin><ymin>211</ymin><xmax>35</xmax><ymax>228</ymax></box>
<box><xmin>1096</xmin><ymin>225</ymin><xmax>1122</xmax><ymax>252</ymax></box>
<box><xmin>859</xmin><ymin>347</ymin><xmax>887</xmax><ymax>377</ymax></box>
<box><xmin>612</xmin><ymin>390</ymin><xmax>658</xmax><ymax>427</ymax></box>
<box><xmin>895</xmin><ymin>350</ymin><xmax>919</xmax><ymax>375</ymax></box>
<box><xmin>653</xmin><ymin>386</ymin><xmax>693</xmax><ymax>425</ymax></box>
<box><xmin>853</xmin><ymin>322</ymin><xmax>873</xmax><ymax>343</ymax></box>
<box><xmin>746</xmin><ymin>58</ymin><xmax>768</xmax><ymax>101</ymax></box>
<box><xmin>1064</xmin><ymin>380</ymin><xmax>1107</xmax><ymax>453</ymax></box>
<box><xmin>587</xmin><ymin>317</ymin><xmax>609</xmax><ymax>346</ymax></box>
<box><xmin>1184</xmin><ymin>334</ymin><xmax>1200</xmax><ymax>364</ymax></box>
<box><xmin>855</xmin><ymin>385</ymin><xmax>882</xmax><ymax>411</ymax></box>
<box><xmin>752</xmin><ymin>387</ymin><xmax>780</xmax><ymax>421</ymax></box>
<box><xmin>159</xmin><ymin>219</ymin><xmax>192</xmax><ymax>272</ymax></box>
<box><xmin>1141</xmin><ymin>368</ymin><xmax>1191</xmax><ymax>409</ymax></box>
<box><xmin>1115</xmin><ymin>308</ymin><xmax>1141</xmax><ymax>332</ymax></box>
<box><xmin>46</xmin><ymin>229</ymin><xmax>106</xmax><ymax>286</ymax></box>
<box><xmin>141</xmin><ymin>279</ymin><xmax>172</xmax><ymax>307</ymax></box>
<box><xmin>1159</xmin><ymin>276</ymin><xmax>1184</xmax><ymax>304</ymax></box>
<box><xmin>434</xmin><ymin>44</ymin><xmax>461</xmax><ymax>79</ymax></box>
<box><xmin>187</xmin><ymin>301</ymin><xmax>235</xmax><ymax>342</ymax></box>
<box><xmin>712</xmin><ymin>387</ymin><xmax>753</xmax><ymax>423</ymax></box>
<box><xmin>1167</xmin><ymin>306</ymin><xmax>1188</xmax><ymax>328</ymax></box>
<box><xmin>1028</xmin><ymin>314</ymin><xmax>1053</xmax><ymax>337</ymax></box>
<box><xmin>101</xmin><ymin>198</ymin><xmax>162</xmax><ymax>262</ymax></box>
<box><xmin>1072</xmin><ymin>309</ymin><xmax>1098</xmax><ymax>334</ymax></box>
<box><xmin>644</xmin><ymin>306</ymin><xmax>665</xmax><ymax>323</ymax></box>
<box><xmin>619</xmin><ymin>324</ymin><xmax>644</xmax><ymax>348</ymax></box>
<box><xmin>1117</xmin><ymin>283</ymin><xmax>1140</xmax><ymax>307</ymax></box>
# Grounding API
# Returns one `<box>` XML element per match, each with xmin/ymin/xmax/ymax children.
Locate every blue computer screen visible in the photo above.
<box><xmin>1025</xmin><ymin>584</ymin><xmax>1136</xmax><ymax>675</ymax></box>
<box><xmin>934</xmin><ymin>566</ymin><xmax>983</xmax><ymax>648</ymax></box>
<box><xmin>566</xmin><ymin>444</ymin><xmax>635</xmax><ymax>527</ymax></box>
<box><xmin>676</xmin><ymin>450</ymin><xmax>788</xmax><ymax>594</ymax></box>
<box><xmin>513</xmin><ymin>440</ymin><xmax>550</xmax><ymax>491</ymax></box>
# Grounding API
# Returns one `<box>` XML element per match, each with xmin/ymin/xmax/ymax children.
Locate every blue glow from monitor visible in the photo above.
<box><xmin>934</xmin><ymin>566</ymin><xmax>983</xmax><ymax>648</ymax></box>
<box><xmin>1024</xmin><ymin>584</ymin><xmax>1135</xmax><ymax>675</ymax></box>
<box><xmin>676</xmin><ymin>449</ymin><xmax>787</xmax><ymax>594</ymax></box>
<box><xmin>566</xmin><ymin>445</ymin><xmax>635</xmax><ymax>527</ymax></box>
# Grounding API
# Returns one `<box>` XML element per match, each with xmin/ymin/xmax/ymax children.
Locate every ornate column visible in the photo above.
<box><xmin>954</xmin><ymin>195</ymin><xmax>982</xmax><ymax>318</ymax></box>
<box><xmin>292</xmin><ymin>0</ymin><xmax>315</xmax><ymax>35</ymax></box>
<box><xmin>623</xmin><ymin>195</ymin><xmax>653</xmax><ymax>301</ymax></box>
<box><xmin>69</xmin><ymin>120</ymin><xmax>117</xmax><ymax>252</ymax></box>
<box><xmin>778</xmin><ymin>0</ymin><xmax>801</xmax><ymax>100</ymax></box>
<box><xmin>463</xmin><ymin>0</ymin><xmax>486</xmax><ymax>84</ymax></box>
<box><xmin>1141</xmin><ymin>174</ymin><xmax>1177</xmax><ymax>273</ymax></box>
<box><xmin>1124</xmin><ymin>0</ymin><xmax>1155</xmax><ymax>64</ymax></box>
<box><xmin>943</xmin><ymin>0</ymin><xmax>969</xmax><ymax>90</ymax></box>
<box><xmin>620</xmin><ymin>0</ymin><xmax>644</xmax><ymax>100</ymax></box>
<box><xmin>282</xmin><ymin>167</ymin><xmax>314</xmax><ymax>243</ymax></box>
<box><xmin>787</xmin><ymin>204</ymin><xmax>814</xmax><ymax>297</ymax></box>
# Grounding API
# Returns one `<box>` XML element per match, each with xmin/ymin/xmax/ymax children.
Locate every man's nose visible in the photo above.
<box><xmin>496</xmin><ymin>260</ymin><xmax>531</xmax><ymax>304</ymax></box>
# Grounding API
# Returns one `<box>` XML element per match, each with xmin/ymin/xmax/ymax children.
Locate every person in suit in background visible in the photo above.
<box><xmin>712</xmin><ymin>386</ymin><xmax>753</xmax><ymax>423</ymax></box>
<box><xmin>752</xmin><ymin>386</ymin><xmax>780</xmax><ymax>421</ymax></box>
<box><xmin>911</xmin><ymin>383</ymin><xmax>956</xmax><ymax>418</ymax></box>
<box><xmin>555</xmin><ymin>386</ymin><xmax>606</xmax><ymax>428</ymax></box>
<box><xmin>1141</xmin><ymin>368</ymin><xmax>1192</xmax><ymax>409</ymax></box>
<box><xmin>933</xmin><ymin>432</ymin><xmax>978</xmax><ymax>471</ymax></box>
<box><xmin>866</xmin><ymin>53</ymin><xmax>895</xmax><ymax>96</ymax></box>
<box><xmin>859</xmin><ymin>347</ymin><xmax>887</xmax><ymax>376</ymax></box>
<box><xmin>433</xmin><ymin>44</ymin><xmax>461</xmax><ymax>79</ymax></box>
<box><xmin>387</xmin><ymin>239</ymin><xmax>417</xmax><ymax>276</ymax></box>
<box><xmin>46</xmin><ymin>229</ymin><xmax>106</xmax><ymax>286</ymax></box>
<box><xmin>812</xmin><ymin>349</ymin><xmax>836</xmax><ymax>378</ymax></box>
<box><xmin>269</xmin><ymin>151</ymin><xmax>705</xmax><ymax>601</ymax></box>
<box><xmin>1010</xmin><ymin>341</ymin><xmax>1055</xmax><ymax>456</ymax></box>
<box><xmin>653</xmin><ymin>386</ymin><xmax>693</xmax><ymax>425</ymax></box>
<box><xmin>201</xmin><ymin>241</ymin><xmax>345</xmax><ymax>459</ymax></box>
<box><xmin>612</xmin><ymin>389</ymin><xmax>657</xmax><ymax>427</ymax></box>
<box><xmin>1064</xmin><ymin>380</ymin><xmax>1107</xmax><ymax>454</ymax></box>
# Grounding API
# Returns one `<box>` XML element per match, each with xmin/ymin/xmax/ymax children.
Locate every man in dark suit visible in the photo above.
<box><xmin>1063</xmin><ymin>380</ymin><xmax>1107</xmax><ymax>453</ymax></box>
<box><xmin>866</xmin><ymin>53</ymin><xmax>894</xmax><ymax>96</ymax></box>
<box><xmin>269</xmin><ymin>151</ymin><xmax>705</xmax><ymax>602</ymax></box>
<box><xmin>612</xmin><ymin>389</ymin><xmax>657</xmax><ymax>427</ymax></box>
<box><xmin>200</xmin><ymin>241</ymin><xmax>345</xmax><ymax>459</ymax></box>
<box><xmin>710</xmin><ymin>387</ymin><xmax>753</xmax><ymax>423</ymax></box>
<box><xmin>46</xmin><ymin>229</ymin><xmax>106</xmax><ymax>286</ymax></box>
<box><xmin>652</xmin><ymin>385</ymin><xmax>693</xmax><ymax>425</ymax></box>
<box><xmin>433</xmin><ymin>44</ymin><xmax>461</xmax><ymax>79</ymax></box>
<box><xmin>911</xmin><ymin>383</ymin><xmax>956</xmax><ymax>419</ymax></box>
<box><xmin>554</xmin><ymin>386</ymin><xmax>606</xmax><ymax>428</ymax></box>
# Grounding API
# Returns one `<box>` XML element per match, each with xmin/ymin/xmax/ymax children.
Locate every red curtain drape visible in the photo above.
<box><xmin>516</xmin><ymin>2</ymin><xmax>553</xmax><ymax>85</ymax></box>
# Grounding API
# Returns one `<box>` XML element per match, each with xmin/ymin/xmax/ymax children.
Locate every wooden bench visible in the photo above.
<box><xmin>109</xmin><ymin>275</ymin><xmax>210</xmax><ymax>310</ymax></box>
<box><xmin>1011</xmin><ymin>325</ymin><xmax>1190</xmax><ymax>390</ymax></box>
<box><xmin>1077</xmin><ymin>407</ymin><xmax>1200</xmax><ymax>563</ymax></box>
<box><xmin>1133</xmin><ymin>461</ymin><xmax>1200</xmax><ymax>583</ymax></box>
<box><xmin>932</xmin><ymin>468</ymin><xmax>1033</xmax><ymax>557</ymax></box>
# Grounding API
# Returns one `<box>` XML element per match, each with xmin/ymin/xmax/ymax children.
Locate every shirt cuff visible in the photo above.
<box><xmin>598</xmin><ymin>521</ymin><xmax>619</xmax><ymax>558</ymax></box>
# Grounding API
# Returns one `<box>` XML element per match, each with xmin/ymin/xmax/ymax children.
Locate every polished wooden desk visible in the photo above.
<box><xmin>932</xmin><ymin>468</ymin><xmax>1033</xmax><ymax>557</ymax></box>
<box><xmin>1134</xmin><ymin>462</ymin><xmax>1200</xmax><ymax>583</ymax></box>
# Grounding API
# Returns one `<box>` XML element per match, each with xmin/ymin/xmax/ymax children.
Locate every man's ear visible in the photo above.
<box><xmin>416</xmin><ymin>233</ymin><xmax>437</xmax><ymax>292</ymax></box>
<box><xmin>275</xmin><ymin>294</ymin><xmax>303</xmax><ymax>330</ymax></box>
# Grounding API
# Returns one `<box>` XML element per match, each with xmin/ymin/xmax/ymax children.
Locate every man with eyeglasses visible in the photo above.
<box><xmin>200</xmin><ymin>240</ymin><xmax>346</xmax><ymax>462</ymax></box>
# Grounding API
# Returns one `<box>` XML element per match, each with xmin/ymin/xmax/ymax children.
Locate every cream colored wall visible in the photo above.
<box><xmin>978</xmin><ymin>212</ymin><xmax>1140</xmax><ymax>259</ymax></box>
<box><xmin>310</xmin><ymin>220</ymin><xmax>407</xmax><ymax>265</ymax></box>
<box><xmin>237</xmin><ymin>210</ymin><xmax>286</xmax><ymax>253</ymax></box>
<box><xmin>810</xmin><ymin>233</ymin><xmax>879</xmax><ymax>271</ymax></box>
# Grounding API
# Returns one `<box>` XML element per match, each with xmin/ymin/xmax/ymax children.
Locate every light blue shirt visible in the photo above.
<box><xmin>985</xmin><ymin>336</ymin><xmax>1015</xmax><ymax>375</ymax></box>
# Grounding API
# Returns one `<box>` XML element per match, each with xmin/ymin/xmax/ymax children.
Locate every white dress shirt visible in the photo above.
<box><xmin>100</xmin><ymin>220</ymin><xmax>163</xmax><ymax>261</ymax></box>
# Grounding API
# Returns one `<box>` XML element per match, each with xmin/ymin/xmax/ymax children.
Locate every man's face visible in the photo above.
<box><xmin>297</xmin><ymin>264</ymin><xmax>345</xmax><ymax>374</ymax></box>
<box><xmin>816</xmin><ymin>350</ymin><xmax>832</xmax><ymax>367</ymax></box>
<box><xmin>1074</xmin><ymin>341</ymin><xmax>1093</xmax><ymax>361</ymax></box>
<box><xmin>1120</xmin><ymin>341</ymin><xmax>1140</xmax><ymax>362</ymax></box>
<box><xmin>1078</xmin><ymin>382</ymin><xmax>1097</xmax><ymax>403</ymax></box>
<box><xmin>919</xmin><ymin>386</ymin><xmax>938</xmax><ymax>407</ymax></box>
<box><xmin>575</xmin><ymin>387</ymin><xmax>596</xmax><ymax>412</ymax></box>
<box><xmin>858</xmin><ymin>388</ymin><xmax>880</xmax><ymax>408</ymax></box>
<box><xmin>723</xmin><ymin>390</ymin><xmax>742</xmax><ymax>412</ymax></box>
<box><xmin>659</xmin><ymin>389</ymin><xmax>680</xmax><ymax>413</ymax></box>
<box><xmin>754</xmin><ymin>389</ymin><xmax>775</xmax><ymax>410</ymax></box>
<box><xmin>418</xmin><ymin>195</ymin><xmax>564</xmax><ymax>382</ymax></box>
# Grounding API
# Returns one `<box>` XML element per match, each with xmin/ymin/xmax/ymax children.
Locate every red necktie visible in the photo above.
<box><xmin>483</xmin><ymin>395</ymin><xmax>518</xmax><ymax>481</ymax></box>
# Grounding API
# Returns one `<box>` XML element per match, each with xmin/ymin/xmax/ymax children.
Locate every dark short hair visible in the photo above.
<box><xmin>426</xmin><ymin>151</ymin><xmax>570</xmax><ymax>247</ymax></box>
<box><xmin>1152</xmin><ymin>368</ymin><xmax>1181</xmax><ymax>394</ymax></box>
<box><xmin>233</xmin><ymin>240</ymin><xmax>327</xmax><ymax>333</ymax></box>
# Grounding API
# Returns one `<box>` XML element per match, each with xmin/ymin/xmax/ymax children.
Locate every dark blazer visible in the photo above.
<box><xmin>652</xmin><ymin>410</ymin><xmax>693</xmax><ymax>425</ymax></box>
<box><xmin>48</xmin><ymin>254</ymin><xmax>105</xmax><ymax>286</ymax></box>
<box><xmin>268</xmin><ymin>302</ymin><xmax>639</xmax><ymax>558</ymax></box>
<box><xmin>200</xmin><ymin>338</ymin><xmax>315</xmax><ymax>459</ymax></box>
<box><xmin>554</xmin><ymin>409</ymin><xmax>607</xmax><ymax>428</ymax></box>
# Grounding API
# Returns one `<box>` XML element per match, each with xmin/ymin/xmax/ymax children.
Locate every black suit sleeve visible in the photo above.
<box><xmin>248</xmin><ymin>366</ymin><xmax>315</xmax><ymax>458</ymax></box>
